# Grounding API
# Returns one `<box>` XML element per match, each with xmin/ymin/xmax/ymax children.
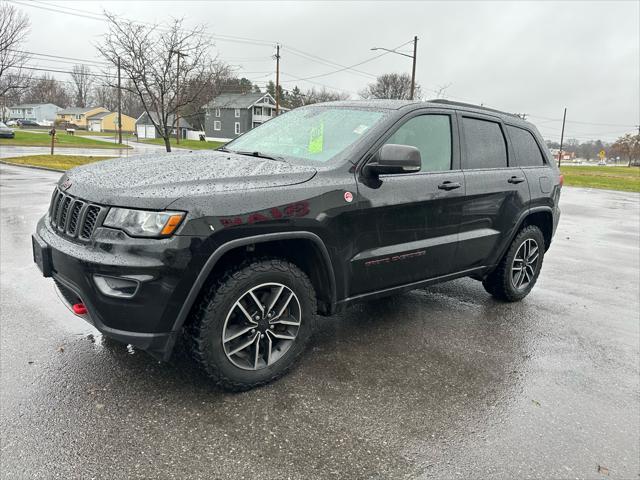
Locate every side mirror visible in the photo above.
<box><xmin>366</xmin><ymin>144</ymin><xmax>421</xmax><ymax>176</ymax></box>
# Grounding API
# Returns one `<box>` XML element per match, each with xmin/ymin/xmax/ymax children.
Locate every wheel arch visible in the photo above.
<box><xmin>163</xmin><ymin>231</ymin><xmax>336</xmax><ymax>360</ymax></box>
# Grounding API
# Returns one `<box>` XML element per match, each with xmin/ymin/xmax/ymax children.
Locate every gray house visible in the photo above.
<box><xmin>204</xmin><ymin>93</ymin><xmax>286</xmax><ymax>141</ymax></box>
<box><xmin>8</xmin><ymin>103</ymin><xmax>61</xmax><ymax>125</ymax></box>
<box><xmin>135</xmin><ymin>112</ymin><xmax>193</xmax><ymax>139</ymax></box>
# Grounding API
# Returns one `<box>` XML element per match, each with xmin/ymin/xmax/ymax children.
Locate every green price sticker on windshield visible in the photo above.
<box><xmin>308</xmin><ymin>121</ymin><xmax>324</xmax><ymax>154</ymax></box>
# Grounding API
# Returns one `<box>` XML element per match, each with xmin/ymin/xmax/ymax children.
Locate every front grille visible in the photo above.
<box><xmin>49</xmin><ymin>188</ymin><xmax>103</xmax><ymax>240</ymax></box>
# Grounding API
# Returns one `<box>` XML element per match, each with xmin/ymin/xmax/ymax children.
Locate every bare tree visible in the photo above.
<box><xmin>0</xmin><ymin>1</ymin><xmax>31</xmax><ymax>117</ymax></box>
<box><xmin>24</xmin><ymin>74</ymin><xmax>70</xmax><ymax>107</ymax></box>
<box><xmin>70</xmin><ymin>64</ymin><xmax>95</xmax><ymax>107</ymax></box>
<box><xmin>359</xmin><ymin>73</ymin><xmax>421</xmax><ymax>100</ymax></box>
<box><xmin>98</xmin><ymin>13</ymin><xmax>217</xmax><ymax>152</ymax></box>
<box><xmin>433</xmin><ymin>83</ymin><xmax>452</xmax><ymax>99</ymax></box>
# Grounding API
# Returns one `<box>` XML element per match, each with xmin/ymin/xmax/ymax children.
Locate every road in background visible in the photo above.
<box><xmin>1</xmin><ymin>164</ymin><xmax>638</xmax><ymax>479</ymax></box>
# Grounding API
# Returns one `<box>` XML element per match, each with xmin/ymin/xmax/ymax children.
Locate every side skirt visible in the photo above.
<box><xmin>336</xmin><ymin>266</ymin><xmax>489</xmax><ymax>310</ymax></box>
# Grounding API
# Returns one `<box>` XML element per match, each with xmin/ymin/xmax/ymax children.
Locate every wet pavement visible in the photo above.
<box><xmin>1</xmin><ymin>164</ymin><xmax>638</xmax><ymax>479</ymax></box>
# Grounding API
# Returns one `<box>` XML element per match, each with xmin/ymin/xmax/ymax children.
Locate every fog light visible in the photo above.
<box><xmin>94</xmin><ymin>275</ymin><xmax>140</xmax><ymax>298</ymax></box>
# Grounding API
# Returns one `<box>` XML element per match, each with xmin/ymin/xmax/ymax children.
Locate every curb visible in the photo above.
<box><xmin>0</xmin><ymin>160</ymin><xmax>65</xmax><ymax>173</ymax></box>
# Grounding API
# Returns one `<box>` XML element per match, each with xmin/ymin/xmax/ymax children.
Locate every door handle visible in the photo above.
<box><xmin>508</xmin><ymin>176</ymin><xmax>526</xmax><ymax>184</ymax></box>
<box><xmin>438</xmin><ymin>181</ymin><xmax>462</xmax><ymax>191</ymax></box>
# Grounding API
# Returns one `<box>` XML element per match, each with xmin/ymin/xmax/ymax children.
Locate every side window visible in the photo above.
<box><xmin>507</xmin><ymin>125</ymin><xmax>545</xmax><ymax>167</ymax></box>
<box><xmin>462</xmin><ymin>117</ymin><xmax>507</xmax><ymax>169</ymax></box>
<box><xmin>384</xmin><ymin>114</ymin><xmax>451</xmax><ymax>171</ymax></box>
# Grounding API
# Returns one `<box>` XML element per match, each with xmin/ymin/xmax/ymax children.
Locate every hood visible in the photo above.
<box><xmin>61</xmin><ymin>151</ymin><xmax>317</xmax><ymax>209</ymax></box>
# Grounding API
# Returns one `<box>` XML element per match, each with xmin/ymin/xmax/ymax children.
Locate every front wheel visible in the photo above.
<box><xmin>482</xmin><ymin>225</ymin><xmax>545</xmax><ymax>302</ymax></box>
<box><xmin>186</xmin><ymin>259</ymin><xmax>317</xmax><ymax>391</ymax></box>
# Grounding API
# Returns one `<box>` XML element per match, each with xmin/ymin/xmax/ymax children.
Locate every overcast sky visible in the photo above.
<box><xmin>14</xmin><ymin>0</ymin><xmax>640</xmax><ymax>142</ymax></box>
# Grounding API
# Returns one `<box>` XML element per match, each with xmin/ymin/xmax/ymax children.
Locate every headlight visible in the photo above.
<box><xmin>104</xmin><ymin>208</ymin><xmax>185</xmax><ymax>237</ymax></box>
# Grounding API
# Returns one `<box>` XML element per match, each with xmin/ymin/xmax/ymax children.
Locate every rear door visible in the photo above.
<box><xmin>455</xmin><ymin>113</ymin><xmax>530</xmax><ymax>271</ymax></box>
<box><xmin>351</xmin><ymin>110</ymin><xmax>465</xmax><ymax>296</ymax></box>
<box><xmin>505</xmin><ymin>124</ymin><xmax>555</xmax><ymax>211</ymax></box>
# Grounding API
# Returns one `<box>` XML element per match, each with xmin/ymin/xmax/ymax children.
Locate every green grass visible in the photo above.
<box><xmin>73</xmin><ymin>130</ymin><xmax>135</xmax><ymax>139</ymax></box>
<box><xmin>0</xmin><ymin>130</ymin><xmax>131</xmax><ymax>149</ymax></box>
<box><xmin>1</xmin><ymin>155</ymin><xmax>114</xmax><ymax>171</ymax></box>
<box><xmin>560</xmin><ymin>165</ymin><xmax>640</xmax><ymax>193</ymax></box>
<box><xmin>139</xmin><ymin>138</ymin><xmax>225</xmax><ymax>150</ymax></box>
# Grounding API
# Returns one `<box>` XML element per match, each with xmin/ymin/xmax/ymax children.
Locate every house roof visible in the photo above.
<box><xmin>87</xmin><ymin>111</ymin><xmax>111</xmax><ymax>120</ymax></box>
<box><xmin>10</xmin><ymin>103</ymin><xmax>60</xmax><ymax>109</ymax></box>
<box><xmin>58</xmin><ymin>107</ymin><xmax>103</xmax><ymax>115</ymax></box>
<box><xmin>206</xmin><ymin>93</ymin><xmax>273</xmax><ymax>109</ymax></box>
<box><xmin>135</xmin><ymin>111</ymin><xmax>193</xmax><ymax>129</ymax></box>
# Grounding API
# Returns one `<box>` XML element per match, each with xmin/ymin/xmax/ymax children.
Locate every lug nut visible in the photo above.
<box><xmin>260</xmin><ymin>334</ymin><xmax>265</xmax><ymax>338</ymax></box>
<box><xmin>269</xmin><ymin>325</ymin><xmax>274</xmax><ymax>329</ymax></box>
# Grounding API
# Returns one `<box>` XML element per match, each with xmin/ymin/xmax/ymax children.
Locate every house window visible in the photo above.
<box><xmin>252</xmin><ymin>122</ymin><xmax>261</xmax><ymax>129</ymax></box>
<box><xmin>213</xmin><ymin>121</ymin><xmax>221</xmax><ymax>131</ymax></box>
<box><xmin>234</xmin><ymin>108</ymin><xmax>240</xmax><ymax>118</ymax></box>
<box><xmin>215</xmin><ymin>108</ymin><xmax>221</xmax><ymax>117</ymax></box>
<box><xmin>254</xmin><ymin>106</ymin><xmax>262</xmax><ymax>116</ymax></box>
<box><xmin>234</xmin><ymin>122</ymin><xmax>240</xmax><ymax>135</ymax></box>
<box><xmin>75</xmin><ymin>114</ymin><xmax>82</xmax><ymax>120</ymax></box>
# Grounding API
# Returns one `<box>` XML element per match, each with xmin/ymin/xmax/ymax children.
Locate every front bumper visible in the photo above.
<box><xmin>33</xmin><ymin>215</ymin><xmax>204</xmax><ymax>360</ymax></box>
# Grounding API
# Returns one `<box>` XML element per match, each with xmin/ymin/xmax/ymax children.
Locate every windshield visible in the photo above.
<box><xmin>0</xmin><ymin>122</ymin><xmax>7</xmax><ymax>128</ymax></box>
<box><xmin>224</xmin><ymin>106</ymin><xmax>385</xmax><ymax>163</ymax></box>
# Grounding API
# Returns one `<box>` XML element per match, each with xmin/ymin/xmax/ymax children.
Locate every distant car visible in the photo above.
<box><xmin>17</xmin><ymin>119</ymin><xmax>40</xmax><ymax>127</ymax></box>
<box><xmin>5</xmin><ymin>120</ymin><xmax>18</xmax><ymax>126</ymax></box>
<box><xmin>0</xmin><ymin>122</ymin><xmax>15</xmax><ymax>138</ymax></box>
<box><xmin>598</xmin><ymin>160</ymin><xmax>606</xmax><ymax>166</ymax></box>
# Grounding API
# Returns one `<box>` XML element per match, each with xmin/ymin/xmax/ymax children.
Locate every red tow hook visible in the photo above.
<box><xmin>72</xmin><ymin>303</ymin><xmax>88</xmax><ymax>315</ymax></box>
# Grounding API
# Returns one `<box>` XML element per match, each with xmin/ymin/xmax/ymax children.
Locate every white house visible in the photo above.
<box><xmin>8</xmin><ymin>103</ymin><xmax>61</xmax><ymax>125</ymax></box>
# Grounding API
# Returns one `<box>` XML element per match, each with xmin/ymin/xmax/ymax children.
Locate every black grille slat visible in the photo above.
<box><xmin>58</xmin><ymin>197</ymin><xmax>72</xmax><ymax>231</ymax></box>
<box><xmin>67</xmin><ymin>201</ymin><xmax>84</xmax><ymax>235</ymax></box>
<box><xmin>81</xmin><ymin>206</ymin><xmax>100</xmax><ymax>239</ymax></box>
<box><xmin>48</xmin><ymin>188</ymin><xmax>102</xmax><ymax>241</ymax></box>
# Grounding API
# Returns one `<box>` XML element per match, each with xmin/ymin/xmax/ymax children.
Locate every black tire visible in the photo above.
<box><xmin>482</xmin><ymin>225</ymin><xmax>545</xmax><ymax>302</ymax></box>
<box><xmin>186</xmin><ymin>259</ymin><xmax>316</xmax><ymax>391</ymax></box>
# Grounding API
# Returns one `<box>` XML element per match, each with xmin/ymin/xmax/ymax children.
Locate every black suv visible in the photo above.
<box><xmin>32</xmin><ymin>100</ymin><xmax>561</xmax><ymax>390</ymax></box>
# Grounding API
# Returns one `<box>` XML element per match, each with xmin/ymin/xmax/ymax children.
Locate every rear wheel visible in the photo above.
<box><xmin>186</xmin><ymin>259</ymin><xmax>316</xmax><ymax>391</ymax></box>
<box><xmin>482</xmin><ymin>225</ymin><xmax>545</xmax><ymax>302</ymax></box>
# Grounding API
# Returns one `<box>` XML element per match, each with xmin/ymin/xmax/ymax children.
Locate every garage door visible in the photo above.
<box><xmin>146</xmin><ymin>125</ymin><xmax>155</xmax><ymax>138</ymax></box>
<box><xmin>89</xmin><ymin>122</ymin><xmax>101</xmax><ymax>132</ymax></box>
<box><xmin>137</xmin><ymin>125</ymin><xmax>148</xmax><ymax>138</ymax></box>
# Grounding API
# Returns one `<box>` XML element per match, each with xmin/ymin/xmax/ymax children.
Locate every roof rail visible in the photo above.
<box><xmin>427</xmin><ymin>99</ymin><xmax>521</xmax><ymax>119</ymax></box>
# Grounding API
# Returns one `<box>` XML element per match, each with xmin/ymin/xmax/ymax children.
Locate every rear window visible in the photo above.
<box><xmin>462</xmin><ymin>117</ymin><xmax>507</xmax><ymax>169</ymax></box>
<box><xmin>507</xmin><ymin>125</ymin><xmax>545</xmax><ymax>167</ymax></box>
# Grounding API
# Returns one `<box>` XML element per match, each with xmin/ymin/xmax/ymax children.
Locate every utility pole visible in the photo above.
<box><xmin>117</xmin><ymin>56</ymin><xmax>122</xmax><ymax>145</ymax></box>
<box><xmin>558</xmin><ymin>107</ymin><xmax>567</xmax><ymax>167</ymax></box>
<box><xmin>175</xmin><ymin>52</ymin><xmax>181</xmax><ymax>145</ymax></box>
<box><xmin>371</xmin><ymin>36</ymin><xmax>418</xmax><ymax>100</ymax></box>
<box><xmin>275</xmin><ymin>44</ymin><xmax>281</xmax><ymax>115</ymax></box>
<box><xmin>410</xmin><ymin>36</ymin><xmax>418</xmax><ymax>100</ymax></box>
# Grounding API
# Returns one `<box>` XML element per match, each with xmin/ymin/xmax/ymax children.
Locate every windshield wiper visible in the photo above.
<box><xmin>216</xmin><ymin>146</ymin><xmax>230</xmax><ymax>152</ymax></box>
<box><xmin>230</xmin><ymin>150</ymin><xmax>286</xmax><ymax>162</ymax></box>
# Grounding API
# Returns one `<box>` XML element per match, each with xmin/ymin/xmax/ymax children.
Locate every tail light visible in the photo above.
<box><xmin>559</xmin><ymin>174</ymin><xmax>564</xmax><ymax>187</ymax></box>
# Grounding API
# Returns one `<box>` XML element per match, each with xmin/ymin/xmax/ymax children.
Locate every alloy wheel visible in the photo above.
<box><xmin>511</xmin><ymin>238</ymin><xmax>540</xmax><ymax>290</ymax></box>
<box><xmin>222</xmin><ymin>282</ymin><xmax>302</xmax><ymax>370</ymax></box>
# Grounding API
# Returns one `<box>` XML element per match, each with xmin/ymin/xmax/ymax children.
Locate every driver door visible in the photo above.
<box><xmin>350</xmin><ymin>111</ymin><xmax>465</xmax><ymax>297</ymax></box>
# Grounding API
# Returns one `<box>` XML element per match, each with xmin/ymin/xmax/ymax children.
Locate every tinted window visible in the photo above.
<box><xmin>462</xmin><ymin>117</ymin><xmax>507</xmax><ymax>169</ymax></box>
<box><xmin>385</xmin><ymin>115</ymin><xmax>451</xmax><ymax>171</ymax></box>
<box><xmin>507</xmin><ymin>125</ymin><xmax>545</xmax><ymax>167</ymax></box>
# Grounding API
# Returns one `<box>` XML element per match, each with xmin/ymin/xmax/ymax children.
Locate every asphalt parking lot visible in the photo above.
<box><xmin>1</xmin><ymin>163</ymin><xmax>638</xmax><ymax>479</ymax></box>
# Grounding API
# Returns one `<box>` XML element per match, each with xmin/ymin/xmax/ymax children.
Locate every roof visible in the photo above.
<box><xmin>87</xmin><ymin>111</ymin><xmax>111</xmax><ymax>120</ymax></box>
<box><xmin>10</xmin><ymin>103</ymin><xmax>60</xmax><ymax>109</ymax></box>
<box><xmin>135</xmin><ymin>111</ymin><xmax>193</xmax><ymax>129</ymax></box>
<box><xmin>58</xmin><ymin>106</ymin><xmax>103</xmax><ymax>115</ymax></box>
<box><xmin>206</xmin><ymin>92</ymin><xmax>272</xmax><ymax>109</ymax></box>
